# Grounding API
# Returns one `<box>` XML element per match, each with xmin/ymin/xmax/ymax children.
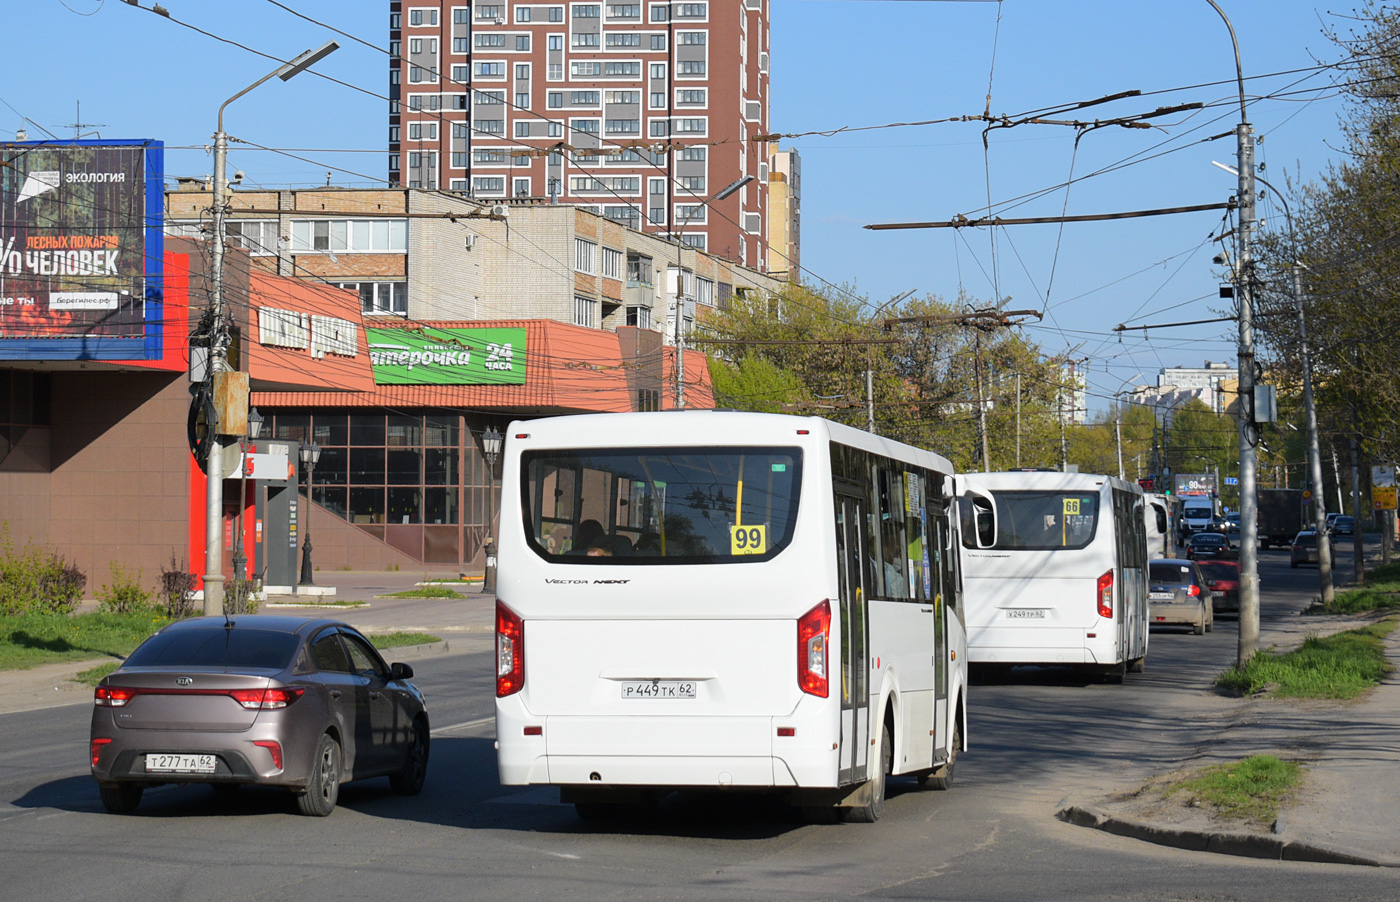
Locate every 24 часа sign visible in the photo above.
<box><xmin>0</xmin><ymin>141</ymin><xmax>162</xmax><ymax>354</ymax></box>
<box><xmin>366</xmin><ymin>326</ymin><xmax>527</xmax><ymax>385</ymax></box>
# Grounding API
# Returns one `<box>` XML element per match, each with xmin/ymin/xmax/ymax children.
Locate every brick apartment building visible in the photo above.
<box><xmin>387</xmin><ymin>0</ymin><xmax>772</xmax><ymax>271</ymax></box>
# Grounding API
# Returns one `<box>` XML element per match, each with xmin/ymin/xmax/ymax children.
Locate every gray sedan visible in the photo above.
<box><xmin>90</xmin><ymin>616</ymin><xmax>429</xmax><ymax>816</ymax></box>
<box><xmin>1148</xmin><ymin>559</ymin><xmax>1213</xmax><ymax>635</ymax></box>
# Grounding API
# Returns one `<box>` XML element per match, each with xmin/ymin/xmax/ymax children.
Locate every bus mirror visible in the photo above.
<box><xmin>961</xmin><ymin>491</ymin><xmax>998</xmax><ymax>549</ymax></box>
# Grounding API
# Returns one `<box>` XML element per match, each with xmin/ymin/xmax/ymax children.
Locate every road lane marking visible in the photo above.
<box><xmin>431</xmin><ymin>716</ymin><xmax>495</xmax><ymax>735</ymax></box>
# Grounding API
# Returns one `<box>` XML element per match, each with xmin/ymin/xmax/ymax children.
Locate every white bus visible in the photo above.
<box><xmin>959</xmin><ymin>471</ymin><xmax>1149</xmax><ymax>681</ymax></box>
<box><xmin>494</xmin><ymin>411</ymin><xmax>990</xmax><ymax>822</ymax></box>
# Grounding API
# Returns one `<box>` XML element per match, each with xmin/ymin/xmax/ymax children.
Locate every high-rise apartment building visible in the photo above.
<box><xmin>388</xmin><ymin>0</ymin><xmax>771</xmax><ymax>270</ymax></box>
<box><xmin>766</xmin><ymin>140</ymin><xmax>799</xmax><ymax>279</ymax></box>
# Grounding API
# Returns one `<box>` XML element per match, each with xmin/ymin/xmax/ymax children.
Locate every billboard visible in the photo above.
<box><xmin>1175</xmin><ymin>472</ymin><xmax>1217</xmax><ymax>496</ymax></box>
<box><xmin>0</xmin><ymin>140</ymin><xmax>164</xmax><ymax>360</ymax></box>
<box><xmin>366</xmin><ymin>326</ymin><xmax>527</xmax><ymax>385</ymax></box>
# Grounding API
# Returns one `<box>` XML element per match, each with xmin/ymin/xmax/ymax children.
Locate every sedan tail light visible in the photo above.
<box><xmin>1096</xmin><ymin>571</ymin><xmax>1113</xmax><ymax>619</ymax></box>
<box><xmin>798</xmin><ymin>599</ymin><xmax>831</xmax><ymax>697</ymax></box>
<box><xmin>253</xmin><ymin>739</ymin><xmax>284</xmax><ymax>770</ymax></box>
<box><xmin>496</xmin><ymin>601</ymin><xmax>525</xmax><ymax>697</ymax></box>
<box><xmin>1187</xmin><ymin>584</ymin><xmax>1201</xmax><ymax>597</ymax></box>
<box><xmin>94</xmin><ymin>686</ymin><xmax>135</xmax><ymax>707</ymax></box>
<box><xmin>229</xmin><ymin>687</ymin><xmax>304</xmax><ymax>710</ymax></box>
<box><xmin>90</xmin><ymin>737</ymin><xmax>112</xmax><ymax>766</ymax></box>
<box><xmin>95</xmin><ymin>685</ymin><xmax>303</xmax><ymax>708</ymax></box>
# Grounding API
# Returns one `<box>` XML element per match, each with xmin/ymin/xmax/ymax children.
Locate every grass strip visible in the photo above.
<box><xmin>378</xmin><ymin>587</ymin><xmax>465</xmax><ymax>599</ymax></box>
<box><xmin>0</xmin><ymin>611</ymin><xmax>170</xmax><ymax>671</ymax></box>
<box><xmin>1310</xmin><ymin>561</ymin><xmax>1400</xmax><ymax>615</ymax></box>
<box><xmin>367</xmin><ymin>632</ymin><xmax>441</xmax><ymax>649</ymax></box>
<box><xmin>1164</xmin><ymin>755</ymin><xmax>1303</xmax><ymax>824</ymax></box>
<box><xmin>1216</xmin><ymin>619</ymin><xmax>1396</xmax><ymax>698</ymax></box>
<box><xmin>74</xmin><ymin>661</ymin><xmax>122</xmax><ymax>687</ymax></box>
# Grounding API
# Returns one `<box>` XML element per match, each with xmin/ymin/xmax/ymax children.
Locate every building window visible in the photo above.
<box><xmin>473</xmin><ymin>176</ymin><xmax>506</xmax><ymax>193</ymax></box>
<box><xmin>514</xmin><ymin>154</ymin><xmax>532</xmax><ymax>167</ymax></box>
<box><xmin>651</xmin><ymin>5</ymin><xmax>668</xmax><ymax>22</ymax></box>
<box><xmin>517</xmin><ymin>7</ymin><xmax>532</xmax><ymax>21</ymax></box>
<box><xmin>476</xmin><ymin>62</ymin><xmax>506</xmax><ymax>77</ymax></box>
<box><xmin>474</xmin><ymin>119</ymin><xmax>505</xmax><ymax>134</ymax></box>
<box><xmin>407</xmin><ymin>122</ymin><xmax>438</xmax><ymax>140</ymax></box>
<box><xmin>549</xmin><ymin>6</ymin><xmax>564</xmax><ymax>21</ymax></box>
<box><xmin>608</xmin><ymin>4</ymin><xmax>641</xmax><ymax>18</ymax></box>
<box><xmin>453</xmin><ymin>122</ymin><xmax>470</xmax><ymax>138</ymax></box>
<box><xmin>340</xmin><ymin>281</ymin><xmax>408</xmax><ymax>317</ymax></box>
<box><xmin>649</xmin><ymin>207</ymin><xmax>664</xmax><ymax>224</ymax></box>
<box><xmin>515</xmin><ymin>92</ymin><xmax>530</xmax><ymax>109</ymax></box>
<box><xmin>678</xmin><ymin>31</ymin><xmax>706</xmax><ymax>45</ymax></box>
<box><xmin>571</xmin><ymin>90</ymin><xmax>601</xmax><ymax>105</ymax></box>
<box><xmin>389</xmin><ymin>125</ymin><xmax>401</xmax><ymax>143</ymax></box>
<box><xmin>601</xmin><ymin>246</ymin><xmax>623</xmax><ymax>279</ymax></box>
<box><xmin>575</xmin><ymin>238</ymin><xmax>598</xmax><ymax>273</ymax></box>
<box><xmin>606</xmin><ymin>90</ymin><xmax>640</xmax><ymax>104</ymax></box>
<box><xmin>649</xmin><ymin>120</ymin><xmax>669</xmax><ymax>137</ymax></box>
<box><xmin>516</xmin><ymin>63</ymin><xmax>530</xmax><ymax>79</ymax></box>
<box><xmin>625</xmin><ymin>306</ymin><xmax>652</xmax><ymax>329</ymax></box>
<box><xmin>696</xmin><ymin>277</ymin><xmax>715</xmax><ymax>307</ymax></box>
<box><xmin>450</xmin><ymin>179</ymin><xmax>468</xmax><ymax>191</ymax></box>
<box><xmin>548</xmin><ymin>121</ymin><xmax>563</xmax><ymax>137</ymax></box>
<box><xmin>451</xmin><ymin>152</ymin><xmax>469</xmax><ymax>168</ymax></box>
<box><xmin>478</xmin><ymin>4</ymin><xmax>503</xmax><ymax>19</ymax></box>
<box><xmin>475</xmin><ymin>149</ymin><xmax>508</xmax><ymax>164</ymax></box>
<box><xmin>453</xmin><ymin>37</ymin><xmax>470</xmax><ymax>53</ymax></box>
<box><xmin>476</xmin><ymin>34</ymin><xmax>507</xmax><ymax>48</ymax></box>
<box><xmin>650</xmin><ymin>62</ymin><xmax>666</xmax><ymax>79</ymax></box>
<box><xmin>453</xmin><ymin>93</ymin><xmax>468</xmax><ymax>109</ymax></box>
<box><xmin>676</xmin><ymin>176</ymin><xmax>705</xmax><ymax>193</ymax></box>
<box><xmin>678</xmin><ymin>61</ymin><xmax>706</xmax><ymax>75</ymax></box>
<box><xmin>454</xmin><ymin>8</ymin><xmax>470</xmax><ymax>23</ymax></box>
<box><xmin>574</xmin><ymin>32</ymin><xmax>600</xmax><ymax>47</ymax></box>
<box><xmin>605</xmin><ymin>119</ymin><xmax>639</xmax><ymax>134</ymax></box>
<box><xmin>516</xmin><ymin>35</ymin><xmax>531</xmax><ymax>51</ymax></box>
<box><xmin>451</xmin><ymin>64</ymin><xmax>469</xmax><ymax>83</ymax></box>
<box><xmin>606</xmin><ymin>33</ymin><xmax>641</xmax><ymax>47</ymax></box>
<box><xmin>547</xmin><ymin>92</ymin><xmax>564</xmax><ymax>108</ymax></box>
<box><xmin>515</xmin><ymin>121</ymin><xmax>531</xmax><ymax>137</ymax></box>
<box><xmin>548</xmin><ymin>34</ymin><xmax>564</xmax><ymax>51</ymax></box>
<box><xmin>676</xmin><ymin>89</ymin><xmax>706</xmax><ymax>105</ymax></box>
<box><xmin>650</xmin><ymin>34</ymin><xmax>667</xmax><ymax>51</ymax></box>
<box><xmin>675</xmin><ymin>204</ymin><xmax>706</xmax><ymax>223</ymax></box>
<box><xmin>572</xmin><ymin>118</ymin><xmax>600</xmax><ymax>134</ymax></box>
<box><xmin>674</xmin><ymin>117</ymin><xmax>706</xmax><ymax>133</ymax></box>
<box><xmin>548</xmin><ymin>62</ymin><xmax>564</xmax><ymax>79</ymax></box>
<box><xmin>603</xmin><ymin>61</ymin><xmax>641</xmax><ymax>76</ymax></box>
<box><xmin>575</xmin><ymin>4</ymin><xmax>601</xmax><ymax>16</ymax></box>
<box><xmin>514</xmin><ymin>177</ymin><xmax>532</xmax><ymax>197</ymax></box>
<box><xmin>677</xmin><ymin>3</ymin><xmax>707</xmax><ymax>17</ymax></box>
<box><xmin>650</xmin><ymin>91</ymin><xmax>666</xmax><ymax>108</ymax></box>
<box><xmin>574</xmin><ymin>296</ymin><xmax>597</xmax><ymax>328</ymax></box>
<box><xmin>290</xmin><ymin>219</ymin><xmax>408</xmax><ymax>253</ymax></box>
<box><xmin>626</xmin><ymin>252</ymin><xmax>653</xmax><ymax>284</ymax></box>
<box><xmin>571</xmin><ymin>61</ymin><xmax>602</xmax><ymax>77</ymax></box>
<box><xmin>681</xmin><ymin>233</ymin><xmax>705</xmax><ymax>249</ymax></box>
<box><xmin>679</xmin><ymin>146</ymin><xmax>707</xmax><ymax>162</ymax></box>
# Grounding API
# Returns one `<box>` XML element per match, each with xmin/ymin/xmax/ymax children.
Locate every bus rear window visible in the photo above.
<box><xmin>985</xmin><ymin>490</ymin><xmax>1100</xmax><ymax>550</ymax></box>
<box><xmin>521</xmin><ymin>446</ymin><xmax>802</xmax><ymax>564</ymax></box>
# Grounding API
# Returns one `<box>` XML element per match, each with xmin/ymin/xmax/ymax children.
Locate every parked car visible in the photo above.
<box><xmin>1333</xmin><ymin>515</ymin><xmax>1356</xmax><ymax>536</ymax></box>
<box><xmin>1290</xmin><ymin>530</ymin><xmax>1332</xmax><ymax>568</ymax></box>
<box><xmin>1224</xmin><ymin>512</ymin><xmax>1241</xmax><ymax>539</ymax></box>
<box><xmin>1148</xmin><ymin>559</ymin><xmax>1213</xmax><ymax>635</ymax></box>
<box><xmin>1196</xmin><ymin>559</ymin><xmax>1241</xmax><ymax>615</ymax></box>
<box><xmin>90</xmin><ymin>616</ymin><xmax>430</xmax><ymax>816</ymax></box>
<box><xmin>1185</xmin><ymin>531</ymin><xmax>1235</xmax><ymax>561</ymax></box>
<box><xmin>1325</xmin><ymin>512</ymin><xmax>1341</xmax><ymax>533</ymax></box>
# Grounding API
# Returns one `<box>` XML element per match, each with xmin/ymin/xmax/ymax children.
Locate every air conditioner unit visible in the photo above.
<box><xmin>464</xmin><ymin>234</ymin><xmax>477</xmax><ymax>250</ymax></box>
<box><xmin>495</xmin><ymin>17</ymin><xmax>506</xmax><ymax>25</ymax></box>
<box><xmin>491</xmin><ymin>204</ymin><xmax>510</xmax><ymax>218</ymax></box>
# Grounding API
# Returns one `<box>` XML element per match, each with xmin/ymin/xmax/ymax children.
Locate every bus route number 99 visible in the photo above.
<box><xmin>730</xmin><ymin>525</ymin><xmax>767</xmax><ymax>555</ymax></box>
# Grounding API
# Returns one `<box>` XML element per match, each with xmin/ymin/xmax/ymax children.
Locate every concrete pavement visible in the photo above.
<box><xmin>3</xmin><ymin>563</ymin><xmax>1398</xmax><ymax>866</ymax></box>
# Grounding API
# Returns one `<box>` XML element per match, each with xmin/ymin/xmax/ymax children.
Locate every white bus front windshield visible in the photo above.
<box><xmin>987</xmin><ymin>490</ymin><xmax>1100</xmax><ymax>550</ymax></box>
<box><xmin>522</xmin><ymin>446</ymin><xmax>803</xmax><ymax>564</ymax></box>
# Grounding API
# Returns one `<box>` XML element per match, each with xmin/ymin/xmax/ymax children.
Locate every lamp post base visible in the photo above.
<box><xmin>482</xmin><ymin>539</ymin><xmax>497</xmax><ymax>595</ymax></box>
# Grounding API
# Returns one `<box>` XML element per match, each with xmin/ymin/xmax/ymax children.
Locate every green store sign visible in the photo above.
<box><xmin>366</xmin><ymin>326</ymin><xmax>527</xmax><ymax>385</ymax></box>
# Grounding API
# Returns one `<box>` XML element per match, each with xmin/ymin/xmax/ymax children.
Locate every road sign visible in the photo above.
<box><xmin>1374</xmin><ymin>486</ymin><xmax>1398</xmax><ymax>511</ymax></box>
<box><xmin>1373</xmin><ymin>465</ymin><xmax>1396</xmax><ymax>489</ymax></box>
<box><xmin>1224</xmin><ymin>476</ymin><xmax>1239</xmax><ymax>486</ymax></box>
<box><xmin>1303</xmin><ymin>490</ymin><xmax>1312</xmax><ymax>500</ymax></box>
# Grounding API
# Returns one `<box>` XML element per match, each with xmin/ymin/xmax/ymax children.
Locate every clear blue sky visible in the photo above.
<box><xmin>2</xmin><ymin>0</ymin><xmax>1348</xmax><ymax>414</ymax></box>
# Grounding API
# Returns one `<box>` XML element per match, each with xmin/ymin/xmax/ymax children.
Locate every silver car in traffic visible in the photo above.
<box><xmin>90</xmin><ymin>616</ymin><xmax>429</xmax><ymax>816</ymax></box>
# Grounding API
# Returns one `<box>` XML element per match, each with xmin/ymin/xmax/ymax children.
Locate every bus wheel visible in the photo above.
<box><xmin>920</xmin><ymin>718</ymin><xmax>959</xmax><ymax>791</ymax></box>
<box><xmin>847</xmin><ymin>721</ymin><xmax>891</xmax><ymax>822</ymax></box>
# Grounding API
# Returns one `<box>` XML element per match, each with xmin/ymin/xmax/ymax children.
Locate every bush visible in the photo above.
<box><xmin>0</xmin><ymin>523</ymin><xmax>87</xmax><ymax>615</ymax></box>
<box><xmin>97</xmin><ymin>562</ymin><xmax>153</xmax><ymax>614</ymax></box>
<box><xmin>223</xmin><ymin>577</ymin><xmax>260</xmax><ymax>616</ymax></box>
<box><xmin>159</xmin><ymin>556</ymin><xmax>198</xmax><ymax>619</ymax></box>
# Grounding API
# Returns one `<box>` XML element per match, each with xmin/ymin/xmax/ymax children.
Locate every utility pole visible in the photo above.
<box><xmin>1294</xmin><ymin>261</ymin><xmax>1334</xmax><ymax>603</ymax></box>
<box><xmin>1207</xmin><ymin>0</ymin><xmax>1262</xmax><ymax>668</ymax></box>
<box><xmin>1015</xmin><ymin>373</ymin><xmax>1022</xmax><ymax>467</ymax></box>
<box><xmin>974</xmin><ymin>331</ymin><xmax>990</xmax><ymax>471</ymax></box>
<box><xmin>1116</xmin><ymin>419</ymin><xmax>1124</xmax><ymax>480</ymax></box>
<box><xmin>866</xmin><ymin>358</ymin><xmax>875</xmax><ymax>434</ymax></box>
<box><xmin>1352</xmin><ymin>430</ymin><xmax>1364</xmax><ymax>582</ymax></box>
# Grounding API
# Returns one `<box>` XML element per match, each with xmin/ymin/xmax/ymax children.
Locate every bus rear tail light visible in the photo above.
<box><xmin>1096</xmin><ymin>570</ymin><xmax>1113</xmax><ymax>619</ymax></box>
<box><xmin>496</xmin><ymin>601</ymin><xmax>525</xmax><ymax>697</ymax></box>
<box><xmin>798</xmin><ymin>599</ymin><xmax>831</xmax><ymax>698</ymax></box>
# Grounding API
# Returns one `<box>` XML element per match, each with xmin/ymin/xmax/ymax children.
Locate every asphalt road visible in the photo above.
<box><xmin>2</xmin><ymin>544</ymin><xmax>1397</xmax><ymax>901</ymax></box>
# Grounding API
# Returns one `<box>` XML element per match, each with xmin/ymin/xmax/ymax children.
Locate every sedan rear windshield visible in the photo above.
<box><xmin>1150</xmin><ymin>562</ymin><xmax>1192</xmax><ymax>583</ymax></box>
<box><xmin>990</xmin><ymin>490</ymin><xmax>1099</xmax><ymax>551</ymax></box>
<box><xmin>522</xmin><ymin>446</ymin><xmax>802</xmax><ymax>564</ymax></box>
<box><xmin>126</xmin><ymin>628</ymin><xmax>301</xmax><ymax>670</ymax></box>
<box><xmin>1197</xmin><ymin>562</ymin><xmax>1238</xmax><ymax>580</ymax></box>
<box><xmin>1191</xmin><ymin>534</ymin><xmax>1226</xmax><ymax>545</ymax></box>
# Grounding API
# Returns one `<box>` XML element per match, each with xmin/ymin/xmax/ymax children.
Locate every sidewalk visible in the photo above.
<box><xmin>1059</xmin><ymin>609</ymin><xmax>1400</xmax><ymax>867</ymax></box>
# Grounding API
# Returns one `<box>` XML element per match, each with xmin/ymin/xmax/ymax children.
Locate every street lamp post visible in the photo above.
<box><xmin>203</xmin><ymin>40</ymin><xmax>339</xmax><ymax>615</ymax></box>
<box><xmin>229</xmin><ymin>407</ymin><xmax>264</xmax><ymax>607</ymax></box>
<box><xmin>298</xmin><ymin>442</ymin><xmax>322</xmax><ymax>588</ymax></box>
<box><xmin>480</xmin><ymin>426</ymin><xmax>503</xmax><ymax>596</ymax></box>
<box><xmin>672</xmin><ymin>174</ymin><xmax>754</xmax><ymax>409</ymax></box>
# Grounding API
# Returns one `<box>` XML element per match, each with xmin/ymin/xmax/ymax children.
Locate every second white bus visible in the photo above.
<box><xmin>959</xmin><ymin>470</ymin><xmax>1149</xmax><ymax>681</ymax></box>
<box><xmin>494</xmin><ymin>411</ymin><xmax>990</xmax><ymax>821</ymax></box>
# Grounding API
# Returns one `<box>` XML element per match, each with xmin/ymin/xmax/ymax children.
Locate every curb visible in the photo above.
<box><xmin>375</xmin><ymin>639</ymin><xmax>451</xmax><ymax>661</ymax></box>
<box><xmin>1057</xmin><ymin>805</ymin><xmax>1398</xmax><ymax>868</ymax></box>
